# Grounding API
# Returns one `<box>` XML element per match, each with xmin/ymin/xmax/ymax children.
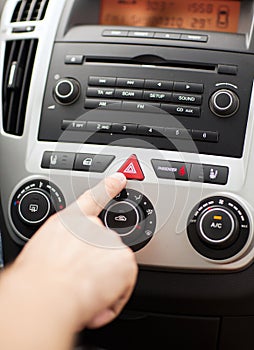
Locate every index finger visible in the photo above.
<box><xmin>77</xmin><ymin>173</ymin><xmax>127</xmax><ymax>217</ymax></box>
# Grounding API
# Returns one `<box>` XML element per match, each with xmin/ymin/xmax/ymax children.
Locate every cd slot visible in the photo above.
<box><xmin>85</xmin><ymin>56</ymin><xmax>217</xmax><ymax>72</ymax></box>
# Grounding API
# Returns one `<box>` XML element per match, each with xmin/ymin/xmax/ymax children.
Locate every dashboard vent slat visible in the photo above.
<box><xmin>2</xmin><ymin>40</ymin><xmax>38</xmax><ymax>136</ymax></box>
<box><xmin>11</xmin><ymin>0</ymin><xmax>49</xmax><ymax>22</ymax></box>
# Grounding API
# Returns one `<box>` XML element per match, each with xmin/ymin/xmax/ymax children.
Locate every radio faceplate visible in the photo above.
<box><xmin>39</xmin><ymin>43</ymin><xmax>252</xmax><ymax>158</ymax></box>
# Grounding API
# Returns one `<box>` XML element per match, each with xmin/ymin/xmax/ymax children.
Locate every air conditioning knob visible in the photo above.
<box><xmin>196</xmin><ymin>207</ymin><xmax>239</xmax><ymax>248</ymax></box>
<box><xmin>187</xmin><ymin>196</ymin><xmax>250</xmax><ymax>260</ymax></box>
<box><xmin>210</xmin><ymin>89</ymin><xmax>239</xmax><ymax>117</ymax></box>
<box><xmin>53</xmin><ymin>78</ymin><xmax>81</xmax><ymax>105</ymax></box>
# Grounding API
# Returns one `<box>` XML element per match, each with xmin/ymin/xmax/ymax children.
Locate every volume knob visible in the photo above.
<box><xmin>54</xmin><ymin>78</ymin><xmax>80</xmax><ymax>105</ymax></box>
<box><xmin>210</xmin><ymin>89</ymin><xmax>239</xmax><ymax>117</ymax></box>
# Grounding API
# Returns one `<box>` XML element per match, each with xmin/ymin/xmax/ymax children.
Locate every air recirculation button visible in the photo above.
<box><xmin>187</xmin><ymin>196</ymin><xmax>250</xmax><ymax>260</ymax></box>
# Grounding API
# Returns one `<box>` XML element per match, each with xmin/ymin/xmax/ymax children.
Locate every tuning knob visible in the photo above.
<box><xmin>210</xmin><ymin>89</ymin><xmax>239</xmax><ymax>117</ymax></box>
<box><xmin>11</xmin><ymin>180</ymin><xmax>66</xmax><ymax>241</ymax></box>
<box><xmin>53</xmin><ymin>78</ymin><xmax>80</xmax><ymax>105</ymax></box>
<box><xmin>100</xmin><ymin>189</ymin><xmax>156</xmax><ymax>251</ymax></box>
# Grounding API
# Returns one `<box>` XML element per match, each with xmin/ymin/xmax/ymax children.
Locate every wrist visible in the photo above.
<box><xmin>0</xmin><ymin>263</ymin><xmax>81</xmax><ymax>333</ymax></box>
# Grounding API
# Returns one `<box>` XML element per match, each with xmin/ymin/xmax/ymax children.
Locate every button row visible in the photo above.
<box><xmin>41</xmin><ymin>152</ymin><xmax>115</xmax><ymax>172</ymax></box>
<box><xmin>102</xmin><ymin>30</ymin><xmax>208</xmax><ymax>43</ymax></box>
<box><xmin>61</xmin><ymin>120</ymin><xmax>219</xmax><ymax>143</ymax></box>
<box><xmin>86</xmin><ymin>88</ymin><xmax>202</xmax><ymax>106</ymax></box>
<box><xmin>151</xmin><ymin>160</ymin><xmax>228</xmax><ymax>185</ymax></box>
<box><xmin>84</xmin><ymin>99</ymin><xmax>201</xmax><ymax>117</ymax></box>
<box><xmin>88</xmin><ymin>76</ymin><xmax>204</xmax><ymax>94</ymax></box>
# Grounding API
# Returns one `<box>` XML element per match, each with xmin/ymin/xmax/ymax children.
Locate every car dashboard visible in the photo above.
<box><xmin>1</xmin><ymin>0</ymin><xmax>254</xmax><ymax>349</ymax></box>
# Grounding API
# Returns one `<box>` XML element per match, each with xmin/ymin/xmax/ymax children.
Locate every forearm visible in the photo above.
<box><xmin>0</xmin><ymin>266</ymin><xmax>77</xmax><ymax>350</ymax></box>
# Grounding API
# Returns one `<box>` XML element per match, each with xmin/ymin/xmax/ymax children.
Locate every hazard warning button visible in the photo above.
<box><xmin>118</xmin><ymin>155</ymin><xmax>145</xmax><ymax>181</ymax></box>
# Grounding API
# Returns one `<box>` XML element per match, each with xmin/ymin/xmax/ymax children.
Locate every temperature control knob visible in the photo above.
<box><xmin>11</xmin><ymin>180</ymin><xmax>66</xmax><ymax>241</ymax></box>
<box><xmin>210</xmin><ymin>89</ymin><xmax>239</xmax><ymax>117</ymax></box>
<box><xmin>187</xmin><ymin>196</ymin><xmax>250</xmax><ymax>260</ymax></box>
<box><xmin>53</xmin><ymin>78</ymin><xmax>80</xmax><ymax>105</ymax></box>
<box><xmin>100</xmin><ymin>189</ymin><xmax>156</xmax><ymax>251</ymax></box>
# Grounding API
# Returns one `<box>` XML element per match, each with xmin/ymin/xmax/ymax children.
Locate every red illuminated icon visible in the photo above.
<box><xmin>178</xmin><ymin>166</ymin><xmax>186</xmax><ymax>177</ymax></box>
<box><xmin>118</xmin><ymin>154</ymin><xmax>145</xmax><ymax>180</ymax></box>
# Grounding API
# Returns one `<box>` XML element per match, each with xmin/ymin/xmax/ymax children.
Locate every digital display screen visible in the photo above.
<box><xmin>100</xmin><ymin>0</ymin><xmax>241</xmax><ymax>33</ymax></box>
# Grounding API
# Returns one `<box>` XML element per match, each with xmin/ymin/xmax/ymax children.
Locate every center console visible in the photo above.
<box><xmin>1</xmin><ymin>0</ymin><xmax>254</xmax><ymax>349</ymax></box>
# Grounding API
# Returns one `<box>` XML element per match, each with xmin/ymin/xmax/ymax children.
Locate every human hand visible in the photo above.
<box><xmin>4</xmin><ymin>173</ymin><xmax>138</xmax><ymax>333</ymax></box>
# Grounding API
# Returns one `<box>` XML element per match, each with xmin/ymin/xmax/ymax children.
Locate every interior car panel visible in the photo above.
<box><xmin>1</xmin><ymin>0</ymin><xmax>254</xmax><ymax>348</ymax></box>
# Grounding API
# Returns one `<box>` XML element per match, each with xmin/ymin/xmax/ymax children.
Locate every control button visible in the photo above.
<box><xmin>118</xmin><ymin>155</ymin><xmax>145</xmax><ymax>181</ymax></box>
<box><xmin>161</xmin><ymin>104</ymin><xmax>201</xmax><ymax>117</ymax></box>
<box><xmin>74</xmin><ymin>154</ymin><xmax>115</xmax><ymax>173</ymax></box>
<box><xmin>86</xmin><ymin>87</ymin><xmax>115</xmax><ymax>98</ymax></box>
<box><xmin>41</xmin><ymin>152</ymin><xmax>75</xmax><ymax>170</ymax></box>
<box><xmin>86</xmin><ymin>122</ymin><xmax>112</xmax><ymax>132</ymax></box>
<box><xmin>154</xmin><ymin>32</ymin><xmax>181</xmax><ymax>40</ymax></box>
<box><xmin>112</xmin><ymin>123</ymin><xmax>138</xmax><ymax>134</ymax></box>
<box><xmin>151</xmin><ymin>159</ymin><xmax>190</xmax><ymax>181</ymax></box>
<box><xmin>203</xmin><ymin>165</ymin><xmax>229</xmax><ymax>185</ymax></box>
<box><xmin>65</xmin><ymin>55</ymin><xmax>84</xmax><ymax>65</ymax></box>
<box><xmin>138</xmin><ymin>125</ymin><xmax>164</xmax><ymax>137</ymax></box>
<box><xmin>84</xmin><ymin>99</ymin><xmax>121</xmax><ymax>110</ymax></box>
<box><xmin>164</xmin><ymin>128</ymin><xmax>191</xmax><ymax>140</ymax></box>
<box><xmin>144</xmin><ymin>80</ymin><xmax>173</xmax><ymax>91</ymax></box>
<box><xmin>102</xmin><ymin>30</ymin><xmax>128</xmax><ymax>37</ymax></box>
<box><xmin>61</xmin><ymin>120</ymin><xmax>87</xmax><ymax>131</ymax></box>
<box><xmin>218</xmin><ymin>65</ymin><xmax>238</xmax><ymax>75</ymax></box>
<box><xmin>197</xmin><ymin>208</ymin><xmax>238</xmax><ymax>247</ymax></box>
<box><xmin>173</xmin><ymin>82</ymin><xmax>204</xmax><ymax>94</ymax></box>
<box><xmin>172</xmin><ymin>93</ymin><xmax>202</xmax><ymax>105</ymax></box>
<box><xmin>115</xmin><ymin>89</ymin><xmax>143</xmax><ymax>100</ymax></box>
<box><xmin>18</xmin><ymin>190</ymin><xmax>50</xmax><ymax>225</ymax></box>
<box><xmin>180</xmin><ymin>34</ymin><xmax>208</xmax><ymax>42</ymax></box>
<box><xmin>88</xmin><ymin>76</ymin><xmax>116</xmax><ymax>87</ymax></box>
<box><xmin>144</xmin><ymin>91</ymin><xmax>172</xmax><ymax>102</ymax></box>
<box><xmin>191</xmin><ymin>130</ymin><xmax>219</xmax><ymax>142</ymax></box>
<box><xmin>104</xmin><ymin>201</ymin><xmax>140</xmax><ymax>236</ymax></box>
<box><xmin>54</xmin><ymin>78</ymin><xmax>80</xmax><ymax>105</ymax></box>
<box><xmin>190</xmin><ymin>164</ymin><xmax>229</xmax><ymax>185</ymax></box>
<box><xmin>128</xmin><ymin>31</ymin><xmax>154</xmax><ymax>38</ymax></box>
<box><xmin>122</xmin><ymin>101</ymin><xmax>161</xmax><ymax>113</ymax></box>
<box><xmin>210</xmin><ymin>89</ymin><xmax>239</xmax><ymax>117</ymax></box>
<box><xmin>116</xmin><ymin>78</ymin><xmax>144</xmax><ymax>89</ymax></box>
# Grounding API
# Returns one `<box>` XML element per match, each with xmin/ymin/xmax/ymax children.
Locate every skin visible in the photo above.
<box><xmin>0</xmin><ymin>173</ymin><xmax>138</xmax><ymax>350</ymax></box>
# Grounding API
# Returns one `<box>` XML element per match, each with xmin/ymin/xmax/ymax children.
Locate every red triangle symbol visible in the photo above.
<box><xmin>118</xmin><ymin>155</ymin><xmax>145</xmax><ymax>181</ymax></box>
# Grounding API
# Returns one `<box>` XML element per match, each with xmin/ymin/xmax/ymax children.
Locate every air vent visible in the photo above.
<box><xmin>2</xmin><ymin>39</ymin><xmax>38</xmax><ymax>136</ymax></box>
<box><xmin>11</xmin><ymin>0</ymin><xmax>49</xmax><ymax>22</ymax></box>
